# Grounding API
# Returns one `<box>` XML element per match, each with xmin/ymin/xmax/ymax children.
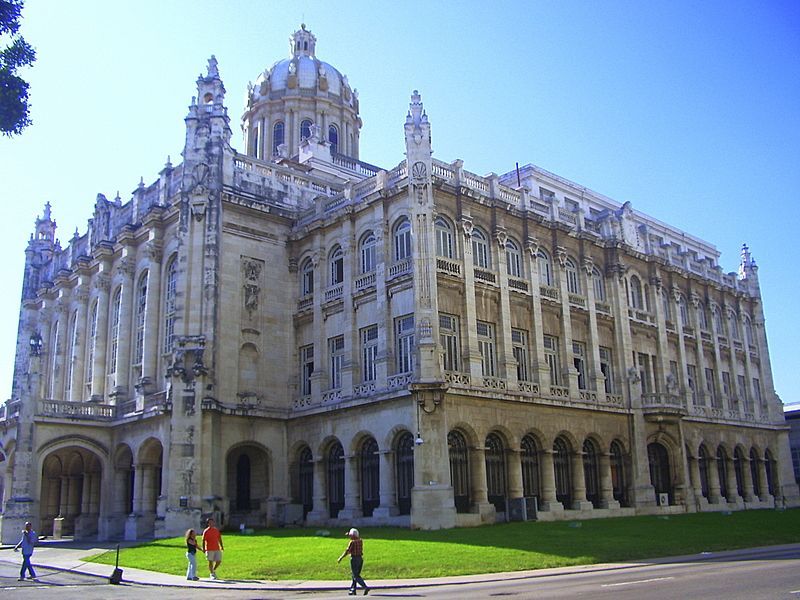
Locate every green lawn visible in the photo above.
<box><xmin>88</xmin><ymin>509</ymin><xmax>800</xmax><ymax>580</ymax></box>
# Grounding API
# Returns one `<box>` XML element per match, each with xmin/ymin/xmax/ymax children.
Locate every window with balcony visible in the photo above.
<box><xmin>396</xmin><ymin>315</ymin><xmax>414</xmax><ymax>374</ymax></box>
<box><xmin>394</xmin><ymin>218</ymin><xmax>412</xmax><ymax>261</ymax></box>
<box><xmin>477</xmin><ymin>321</ymin><xmax>496</xmax><ymax>377</ymax></box>
<box><xmin>592</xmin><ymin>267</ymin><xmax>606</xmax><ymax>301</ymax></box>
<box><xmin>512</xmin><ymin>328</ymin><xmax>529</xmax><ymax>382</ymax></box>
<box><xmin>544</xmin><ymin>334</ymin><xmax>560</xmax><ymax>386</ymax></box>
<box><xmin>329</xmin><ymin>336</ymin><xmax>344</xmax><ymax>389</ymax></box>
<box><xmin>360</xmin><ymin>232</ymin><xmax>376</xmax><ymax>274</ymax></box>
<box><xmin>687</xmin><ymin>364</ymin><xmax>698</xmax><ymax>404</ymax></box>
<box><xmin>706</xmin><ymin>368</ymin><xmax>718</xmax><ymax>407</ymax></box>
<box><xmin>329</xmin><ymin>247</ymin><xmax>344</xmax><ymax>286</ymax></box>
<box><xmin>300</xmin><ymin>345</ymin><xmax>314</xmax><ymax>396</ymax></box>
<box><xmin>163</xmin><ymin>256</ymin><xmax>177</xmax><ymax>354</ymax></box>
<box><xmin>506</xmin><ymin>239</ymin><xmax>522</xmax><ymax>277</ymax></box>
<box><xmin>361</xmin><ymin>325</ymin><xmax>378</xmax><ymax>382</ymax></box>
<box><xmin>301</xmin><ymin>257</ymin><xmax>314</xmax><ymax>296</ymax></box>
<box><xmin>471</xmin><ymin>228</ymin><xmax>490</xmax><ymax>269</ymax></box>
<box><xmin>328</xmin><ymin>124</ymin><xmax>339</xmax><ymax>154</ymax></box>
<box><xmin>565</xmin><ymin>258</ymin><xmax>581</xmax><ymax>294</ymax></box>
<box><xmin>573</xmin><ymin>341</ymin><xmax>587</xmax><ymax>390</ymax></box>
<box><xmin>537</xmin><ymin>249</ymin><xmax>552</xmax><ymax>286</ymax></box>
<box><xmin>629</xmin><ymin>275</ymin><xmax>644</xmax><ymax>310</ymax></box>
<box><xmin>599</xmin><ymin>346</ymin><xmax>614</xmax><ymax>393</ymax></box>
<box><xmin>134</xmin><ymin>271</ymin><xmax>148</xmax><ymax>366</ymax></box>
<box><xmin>109</xmin><ymin>288</ymin><xmax>122</xmax><ymax>374</ymax></box>
<box><xmin>435</xmin><ymin>217</ymin><xmax>454</xmax><ymax>258</ymax></box>
<box><xmin>300</xmin><ymin>118</ymin><xmax>312</xmax><ymax>141</ymax></box>
<box><xmin>272</xmin><ymin>121</ymin><xmax>284</xmax><ymax>155</ymax></box>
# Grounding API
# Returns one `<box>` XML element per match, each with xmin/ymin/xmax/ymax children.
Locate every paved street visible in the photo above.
<box><xmin>1</xmin><ymin>544</ymin><xmax>798</xmax><ymax>599</ymax></box>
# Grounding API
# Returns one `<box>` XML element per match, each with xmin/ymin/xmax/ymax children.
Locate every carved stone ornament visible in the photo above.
<box><xmin>460</xmin><ymin>217</ymin><xmax>474</xmax><ymax>239</ymax></box>
<box><xmin>145</xmin><ymin>241</ymin><xmax>163</xmax><ymax>263</ymax></box>
<box><xmin>608</xmin><ymin>262</ymin><xmax>629</xmax><ymax>281</ymax></box>
<box><xmin>94</xmin><ymin>274</ymin><xmax>111</xmax><ymax>293</ymax></box>
<box><xmin>191</xmin><ymin>163</ymin><xmax>210</xmax><ymax>195</ymax></box>
<box><xmin>116</xmin><ymin>257</ymin><xmax>135</xmax><ymax>279</ymax></box>
<box><xmin>494</xmin><ymin>229</ymin><xmax>508</xmax><ymax>249</ymax></box>
<box><xmin>242</xmin><ymin>258</ymin><xmax>262</xmax><ymax>314</ymax></box>
<box><xmin>689</xmin><ymin>291</ymin><xmax>701</xmax><ymax>308</ymax></box>
<box><xmin>556</xmin><ymin>246</ymin><xmax>568</xmax><ymax>269</ymax></box>
<box><xmin>582</xmin><ymin>256</ymin><xmax>594</xmax><ymax>276</ymax></box>
<box><xmin>525</xmin><ymin>236</ymin><xmax>541</xmax><ymax>257</ymax></box>
<box><xmin>191</xmin><ymin>198</ymin><xmax>207</xmax><ymax>221</ymax></box>
<box><xmin>671</xmin><ymin>286</ymin><xmax>682</xmax><ymax>303</ymax></box>
<box><xmin>411</xmin><ymin>161</ymin><xmax>427</xmax><ymax>183</ymax></box>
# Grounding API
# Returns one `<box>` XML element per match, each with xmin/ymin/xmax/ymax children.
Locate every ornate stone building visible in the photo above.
<box><xmin>1</xmin><ymin>26</ymin><xmax>797</xmax><ymax>542</ymax></box>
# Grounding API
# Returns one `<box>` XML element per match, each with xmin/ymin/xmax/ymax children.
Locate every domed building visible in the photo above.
<box><xmin>0</xmin><ymin>25</ymin><xmax>797</xmax><ymax>543</ymax></box>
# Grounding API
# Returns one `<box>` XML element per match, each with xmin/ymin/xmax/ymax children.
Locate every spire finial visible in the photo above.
<box><xmin>207</xmin><ymin>55</ymin><xmax>219</xmax><ymax>78</ymax></box>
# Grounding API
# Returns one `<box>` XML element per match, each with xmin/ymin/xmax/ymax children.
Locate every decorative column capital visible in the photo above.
<box><xmin>525</xmin><ymin>236</ymin><xmax>540</xmax><ymax>257</ymax></box>
<box><xmin>581</xmin><ymin>256</ymin><xmax>594</xmax><ymax>276</ymax></box>
<box><xmin>555</xmin><ymin>246</ymin><xmax>568</xmax><ymax>269</ymax></box>
<box><xmin>460</xmin><ymin>216</ymin><xmax>474</xmax><ymax>240</ymax></box>
<box><xmin>145</xmin><ymin>241</ymin><xmax>163</xmax><ymax>263</ymax></box>
<box><xmin>493</xmin><ymin>228</ymin><xmax>508</xmax><ymax>249</ymax></box>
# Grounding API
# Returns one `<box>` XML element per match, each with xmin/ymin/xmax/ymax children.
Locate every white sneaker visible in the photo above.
<box><xmin>210</xmin><ymin>572</ymin><xmax>217</xmax><ymax>580</ymax></box>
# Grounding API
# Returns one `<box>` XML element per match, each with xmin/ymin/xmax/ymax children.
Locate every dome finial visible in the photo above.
<box><xmin>290</xmin><ymin>24</ymin><xmax>316</xmax><ymax>58</ymax></box>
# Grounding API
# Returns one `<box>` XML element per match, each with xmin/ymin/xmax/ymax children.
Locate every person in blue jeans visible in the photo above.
<box><xmin>185</xmin><ymin>529</ymin><xmax>200</xmax><ymax>580</ymax></box>
<box><xmin>14</xmin><ymin>522</ymin><xmax>37</xmax><ymax>581</ymax></box>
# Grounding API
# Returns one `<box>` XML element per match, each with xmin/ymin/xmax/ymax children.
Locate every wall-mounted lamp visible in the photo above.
<box><xmin>414</xmin><ymin>395</ymin><xmax>442</xmax><ymax>446</ymax></box>
<box><xmin>29</xmin><ymin>333</ymin><xmax>43</xmax><ymax>357</ymax></box>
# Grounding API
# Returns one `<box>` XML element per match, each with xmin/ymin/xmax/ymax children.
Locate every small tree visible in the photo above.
<box><xmin>0</xmin><ymin>0</ymin><xmax>35</xmax><ymax>136</ymax></box>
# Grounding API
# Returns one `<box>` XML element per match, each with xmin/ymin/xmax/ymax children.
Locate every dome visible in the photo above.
<box><xmin>248</xmin><ymin>25</ymin><xmax>350</xmax><ymax>103</ymax></box>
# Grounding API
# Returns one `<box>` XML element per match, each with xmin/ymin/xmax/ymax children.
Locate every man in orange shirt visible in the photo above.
<box><xmin>201</xmin><ymin>517</ymin><xmax>224</xmax><ymax>580</ymax></box>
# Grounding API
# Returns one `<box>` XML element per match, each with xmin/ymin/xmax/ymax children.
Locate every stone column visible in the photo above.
<box><xmin>757</xmin><ymin>459</ymin><xmax>772</xmax><ymax>503</ymax></box>
<box><xmin>460</xmin><ymin>217</ymin><xmax>483</xmax><ymax>381</ymax></box>
<box><xmin>470</xmin><ymin>447</ymin><xmax>489</xmax><ymax>506</ymax></box>
<box><xmin>571</xmin><ymin>451</ymin><xmax>592</xmax><ymax>510</ymax></box>
<box><xmin>113</xmin><ymin>256</ymin><xmax>136</xmax><ymax>400</ymax></box>
<box><xmin>374</xmin><ymin>450</ymin><xmax>397</xmax><ymax>518</ymax></box>
<box><xmin>69</xmin><ymin>286</ymin><xmax>89</xmax><ymax>401</ymax></box>
<box><xmin>581</xmin><ymin>257</ymin><xmax>604</xmax><ymax>399</ymax></box>
<box><xmin>340</xmin><ymin>231</ymin><xmax>357</xmax><ymax>395</ymax></box>
<box><xmin>51</xmin><ymin>300</ymin><xmax>69</xmax><ymax>400</ymax></box>
<box><xmin>691</xmin><ymin>289</ymin><xmax>710</xmax><ymax>407</ymax></box>
<box><xmin>708</xmin><ymin>305</ymin><xmax>727</xmax><ymax>409</ymax></box>
<box><xmin>506</xmin><ymin>450</ymin><xmax>524</xmax><ymax>500</ymax></box>
<box><xmin>689</xmin><ymin>456</ymin><xmax>704</xmax><ymax>506</ymax></box>
<box><xmin>494</xmin><ymin>229</ymin><xmax>517</xmax><ymax>388</ymax></box>
<box><xmin>90</xmin><ymin>273</ymin><xmax>111</xmax><ymax>401</ymax></box>
<box><xmin>725</xmin><ymin>456</ymin><xmax>741</xmax><ymax>504</ymax></box>
<box><xmin>339</xmin><ymin>455</ymin><xmax>362</xmax><ymax>519</ymax></box>
<box><xmin>141</xmin><ymin>242</ymin><xmax>163</xmax><ymax>388</ymax></box>
<box><xmin>132</xmin><ymin>466</ymin><xmax>144</xmax><ymax>513</ymax></box>
<box><xmin>538</xmin><ymin>450</ymin><xmax>562</xmax><ymax>512</ymax></box>
<box><xmin>306</xmin><ymin>458</ymin><xmax>328</xmax><ymax>523</ymax></box>
<box><xmin>650</xmin><ymin>276</ymin><xmax>671</xmax><ymax>396</ymax></box>
<box><xmin>525</xmin><ymin>237</ymin><xmax>550</xmax><ymax>388</ymax></box>
<box><xmin>707</xmin><ymin>457</ymin><xmax>722</xmax><ymax>504</ymax></box>
<box><xmin>599</xmin><ymin>453</ymin><xmax>619</xmax><ymax>509</ymax></box>
<box><xmin>555</xmin><ymin>247</ymin><xmax>579</xmax><ymax>394</ymax></box>
<box><xmin>310</xmin><ymin>247</ymin><xmax>327</xmax><ymax>398</ymax></box>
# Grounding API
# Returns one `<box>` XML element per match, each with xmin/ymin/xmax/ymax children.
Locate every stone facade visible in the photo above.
<box><xmin>1</xmin><ymin>26</ymin><xmax>798</xmax><ymax>542</ymax></box>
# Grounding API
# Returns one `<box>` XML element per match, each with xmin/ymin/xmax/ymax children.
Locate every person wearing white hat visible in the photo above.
<box><xmin>337</xmin><ymin>527</ymin><xmax>369</xmax><ymax>595</ymax></box>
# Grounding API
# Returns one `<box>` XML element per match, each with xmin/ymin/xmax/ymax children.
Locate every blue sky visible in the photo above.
<box><xmin>1</xmin><ymin>0</ymin><xmax>798</xmax><ymax>404</ymax></box>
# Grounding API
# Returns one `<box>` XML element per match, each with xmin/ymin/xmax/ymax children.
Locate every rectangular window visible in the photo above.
<box><xmin>300</xmin><ymin>345</ymin><xmax>314</xmax><ymax>396</ymax></box>
<box><xmin>396</xmin><ymin>315</ymin><xmax>415</xmax><ymax>374</ymax></box>
<box><xmin>477</xmin><ymin>321</ymin><xmax>496</xmax><ymax>377</ymax></box>
<box><xmin>361</xmin><ymin>325</ymin><xmax>378</xmax><ymax>382</ymax></box>
<box><xmin>573</xmin><ymin>341</ymin><xmax>587</xmax><ymax>390</ymax></box>
<box><xmin>738</xmin><ymin>374</ymin><xmax>749</xmax><ymax>410</ymax></box>
<box><xmin>512</xmin><ymin>328</ymin><xmax>529</xmax><ymax>382</ymax></box>
<box><xmin>705</xmin><ymin>367</ymin><xmax>717</xmax><ymax>407</ymax></box>
<box><xmin>687</xmin><ymin>364</ymin><xmax>698</xmax><ymax>404</ymax></box>
<box><xmin>638</xmin><ymin>353</ymin><xmax>652</xmax><ymax>394</ymax></box>
<box><xmin>722</xmin><ymin>371</ymin><xmax>731</xmax><ymax>397</ymax></box>
<box><xmin>439</xmin><ymin>314</ymin><xmax>460</xmax><ymax>372</ymax></box>
<box><xmin>544</xmin><ymin>334</ymin><xmax>560</xmax><ymax>386</ymax></box>
<box><xmin>599</xmin><ymin>346</ymin><xmax>614</xmax><ymax>393</ymax></box>
<box><xmin>329</xmin><ymin>336</ymin><xmax>344</xmax><ymax>389</ymax></box>
<box><xmin>752</xmin><ymin>377</ymin><xmax>763</xmax><ymax>407</ymax></box>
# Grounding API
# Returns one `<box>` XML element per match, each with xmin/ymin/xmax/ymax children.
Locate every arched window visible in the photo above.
<box><xmin>435</xmin><ymin>217</ymin><xmax>454</xmax><ymax>258</ymax></box>
<box><xmin>163</xmin><ymin>256</ymin><xmax>177</xmax><ymax>354</ymax></box>
<box><xmin>109</xmin><ymin>288</ymin><xmax>122</xmax><ymax>374</ymax></box>
<box><xmin>395</xmin><ymin>432</ymin><xmax>414</xmax><ymax>515</ymax></box>
<box><xmin>360</xmin><ymin>437</ymin><xmax>380</xmax><ymax>517</ymax></box>
<box><xmin>300</xmin><ymin>258</ymin><xmax>314</xmax><ymax>296</ymax></box>
<box><xmin>327</xmin><ymin>442</ymin><xmax>345</xmax><ymax>518</ymax></box>
<box><xmin>610</xmin><ymin>440</ymin><xmax>627</xmax><ymax>505</ymax></box>
<box><xmin>647</xmin><ymin>442</ymin><xmax>671</xmax><ymax>502</ymax></box>
<box><xmin>537</xmin><ymin>249</ymin><xmax>552</xmax><ymax>286</ymax></box>
<box><xmin>134</xmin><ymin>271</ymin><xmax>148</xmax><ymax>366</ymax></box>
<box><xmin>86</xmin><ymin>305</ymin><xmax>97</xmax><ymax>386</ymax></box>
<box><xmin>712</xmin><ymin>307</ymin><xmax>724</xmax><ymax>334</ymax></box>
<box><xmin>236</xmin><ymin>454</ymin><xmax>251</xmax><ymax>510</ymax></box>
<box><xmin>506</xmin><ymin>239</ymin><xmax>522</xmax><ymax>278</ymax></box>
<box><xmin>328</xmin><ymin>124</ymin><xmax>339</xmax><ymax>154</ymax></box>
<box><xmin>394</xmin><ymin>218</ymin><xmax>412</xmax><ymax>261</ymax></box>
<box><xmin>698</xmin><ymin>445</ymin><xmax>710</xmax><ymax>498</ymax></box>
<box><xmin>734</xmin><ymin>447</ymin><xmax>745</xmax><ymax>497</ymax></box>
<box><xmin>471</xmin><ymin>228</ymin><xmax>490</xmax><ymax>269</ymax></box>
<box><xmin>716</xmin><ymin>447</ymin><xmax>729</xmax><ymax>499</ymax></box>
<box><xmin>65</xmin><ymin>311</ymin><xmax>77</xmax><ymax>396</ymax></box>
<box><xmin>448</xmin><ymin>430</ymin><xmax>470</xmax><ymax>513</ymax></box>
<box><xmin>629</xmin><ymin>275</ymin><xmax>644</xmax><ymax>310</ymax></box>
<box><xmin>300</xmin><ymin>118</ymin><xmax>312</xmax><ymax>141</ymax></box>
<box><xmin>298</xmin><ymin>446</ymin><xmax>313</xmax><ymax>518</ymax></box>
<box><xmin>485</xmin><ymin>433</ymin><xmax>506</xmax><ymax>514</ymax></box>
<box><xmin>679</xmin><ymin>297</ymin><xmax>689</xmax><ymax>327</ymax></box>
<box><xmin>749</xmin><ymin>448</ymin><xmax>761</xmax><ymax>497</ymax></box>
<box><xmin>583</xmin><ymin>439</ymin><xmax>600</xmax><ymax>507</ymax></box>
<box><xmin>565</xmin><ymin>258</ymin><xmax>581</xmax><ymax>294</ymax></box>
<box><xmin>360</xmin><ymin>231</ymin><xmax>376</xmax><ymax>274</ymax></box>
<box><xmin>662</xmin><ymin>291</ymin><xmax>672</xmax><ymax>321</ymax></box>
<box><xmin>765</xmin><ymin>449</ymin><xmax>776</xmax><ymax>496</ymax></box>
<box><xmin>744</xmin><ymin>317</ymin><xmax>754</xmax><ymax>346</ymax></box>
<box><xmin>592</xmin><ymin>267</ymin><xmax>606</xmax><ymax>301</ymax></box>
<box><xmin>729</xmin><ymin>312</ymin><xmax>741</xmax><ymax>340</ymax></box>
<box><xmin>553</xmin><ymin>437</ymin><xmax>572</xmax><ymax>507</ymax></box>
<box><xmin>272</xmin><ymin>121</ymin><xmax>285</xmax><ymax>155</ymax></box>
<box><xmin>521</xmin><ymin>434</ymin><xmax>540</xmax><ymax>499</ymax></box>
<box><xmin>698</xmin><ymin>301</ymin><xmax>709</xmax><ymax>330</ymax></box>
<box><xmin>329</xmin><ymin>247</ymin><xmax>344</xmax><ymax>286</ymax></box>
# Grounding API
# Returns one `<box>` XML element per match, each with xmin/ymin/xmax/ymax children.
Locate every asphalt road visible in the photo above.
<box><xmin>1</xmin><ymin>545</ymin><xmax>799</xmax><ymax>599</ymax></box>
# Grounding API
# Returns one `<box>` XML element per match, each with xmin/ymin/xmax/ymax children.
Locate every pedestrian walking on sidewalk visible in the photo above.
<box><xmin>337</xmin><ymin>527</ymin><xmax>369</xmax><ymax>595</ymax></box>
<box><xmin>185</xmin><ymin>529</ymin><xmax>200</xmax><ymax>580</ymax></box>
<box><xmin>201</xmin><ymin>517</ymin><xmax>224</xmax><ymax>580</ymax></box>
<box><xmin>14</xmin><ymin>522</ymin><xmax>37</xmax><ymax>582</ymax></box>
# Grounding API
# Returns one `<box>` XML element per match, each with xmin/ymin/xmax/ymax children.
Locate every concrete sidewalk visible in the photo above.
<box><xmin>1</xmin><ymin>540</ymin><xmax>797</xmax><ymax>591</ymax></box>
